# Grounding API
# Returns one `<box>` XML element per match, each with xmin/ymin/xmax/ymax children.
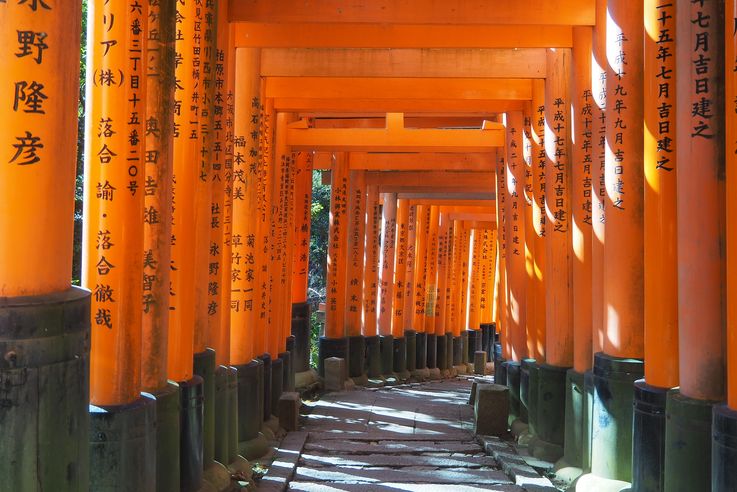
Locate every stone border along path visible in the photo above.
<box><xmin>257</xmin><ymin>376</ymin><xmax>558</xmax><ymax>491</ymax></box>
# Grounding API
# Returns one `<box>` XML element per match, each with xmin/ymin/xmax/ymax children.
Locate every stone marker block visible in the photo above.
<box><xmin>474</xmin><ymin>351</ymin><xmax>487</xmax><ymax>375</ymax></box>
<box><xmin>475</xmin><ymin>383</ymin><xmax>509</xmax><ymax>437</ymax></box>
<box><xmin>277</xmin><ymin>392</ymin><xmax>301</xmax><ymax>431</ymax></box>
<box><xmin>324</xmin><ymin>357</ymin><xmax>346</xmax><ymax>391</ymax></box>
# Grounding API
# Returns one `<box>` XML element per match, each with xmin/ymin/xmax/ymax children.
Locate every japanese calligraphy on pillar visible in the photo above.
<box><xmin>362</xmin><ymin>185</ymin><xmax>381</xmax><ymax>336</ymax></box>
<box><xmin>256</xmin><ymin>99</ymin><xmax>273</xmax><ymax>335</ymax></box>
<box><xmin>392</xmin><ymin>199</ymin><xmax>409</xmax><ymax>331</ymax></box>
<box><xmin>345</xmin><ymin>170</ymin><xmax>367</xmax><ymax>335</ymax></box>
<box><xmin>577</xmin><ymin>85</ymin><xmax>593</xmax><ymax>225</ymax></box>
<box><xmin>403</xmin><ymin>204</ymin><xmax>417</xmax><ymax>330</ymax></box>
<box><xmin>533</xmin><ymin>98</ymin><xmax>547</xmax><ymax>238</ymax></box>
<box><xmin>325</xmin><ymin>155</ymin><xmax>349</xmax><ymax>338</ymax></box>
<box><xmin>291</xmin><ymin>152</ymin><xmax>314</xmax><ymax>304</ymax></box>
<box><xmin>378</xmin><ymin>193</ymin><xmax>397</xmax><ymax>335</ymax></box>
<box><xmin>424</xmin><ymin>206</ymin><xmax>439</xmax><ymax>327</ymax></box>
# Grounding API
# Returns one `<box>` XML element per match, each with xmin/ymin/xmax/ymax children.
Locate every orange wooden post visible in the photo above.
<box><xmin>412</xmin><ymin>205</ymin><xmax>430</xmax><ymax>369</ymax></box>
<box><xmin>494</xmin><ymin>149</ymin><xmax>510</xmax><ymax>360</ymax></box>
<box><xmin>378</xmin><ymin>193</ymin><xmax>398</xmax><ymax>375</ymax></box>
<box><xmin>458</xmin><ymin>222</ymin><xmax>472</xmax><ymax>364</ymax></box>
<box><xmin>504</xmin><ymin>111</ymin><xmax>528</xmax><ymax>362</ymax></box>
<box><xmin>83</xmin><ymin>0</ymin><xmax>157</xmax><ymax>488</ymax></box>
<box><xmin>0</xmin><ymin>2</ymin><xmax>90</xmax><ymax>489</ymax></box>
<box><xmin>345</xmin><ymin>169</ymin><xmax>367</xmax><ymax>379</ymax></box>
<box><xmin>403</xmin><ymin>204</ymin><xmax>418</xmax><ymax>354</ymax></box>
<box><xmin>447</xmin><ymin>219</ymin><xmax>463</xmax><ymax>367</ymax></box>
<box><xmin>522</xmin><ymin>110</ymin><xmax>539</xmax><ymax>361</ymax></box>
<box><xmin>720</xmin><ymin>1</ymin><xmax>737</xmax><ymax>487</ymax></box>
<box><xmin>363</xmin><ymin>184</ymin><xmax>382</xmax><ymax>377</ymax></box>
<box><xmin>466</xmin><ymin>228</ymin><xmax>482</xmax><ymax>355</ymax></box>
<box><xmin>320</xmin><ymin>153</ymin><xmax>349</xmax><ymax>374</ymax></box>
<box><xmin>435</xmin><ymin>213</ymin><xmax>452</xmax><ymax>371</ymax></box>
<box><xmin>424</xmin><ymin>205</ymin><xmax>441</xmax><ymax>371</ymax></box>
<box><xmin>392</xmin><ymin>198</ymin><xmax>410</xmax><ymax>338</ymax></box>
<box><xmin>531</xmin><ymin>80</ymin><xmax>547</xmax><ymax>364</ymax></box>
<box><xmin>664</xmin><ymin>1</ymin><xmax>725</xmax><ymax>489</ymax></box>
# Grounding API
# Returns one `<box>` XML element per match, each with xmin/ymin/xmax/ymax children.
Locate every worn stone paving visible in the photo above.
<box><xmin>261</xmin><ymin>377</ymin><xmax>551</xmax><ymax>491</ymax></box>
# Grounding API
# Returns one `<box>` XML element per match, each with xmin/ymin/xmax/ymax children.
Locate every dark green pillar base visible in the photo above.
<box><xmin>290</xmin><ymin>311</ymin><xmax>311</xmax><ymax>373</ymax></box>
<box><xmin>527</xmin><ymin>361</ymin><xmax>540</xmax><ymax>436</ymax></box>
<box><xmin>415</xmin><ymin>332</ymin><xmax>428</xmax><ymax>369</ymax></box>
<box><xmin>445</xmin><ymin>333</ymin><xmax>453</xmax><ymax>370</ymax></box>
<box><xmin>562</xmin><ymin>369</ymin><xmax>585</xmax><ymax>470</ymax></box>
<box><xmin>496</xmin><ymin>357</ymin><xmax>508</xmax><ymax>386</ymax></box>
<box><xmin>405</xmin><ymin>330</ymin><xmax>417</xmax><ymax>371</ymax></box>
<box><xmin>270</xmin><ymin>358</ymin><xmax>284</xmax><ymax>418</ymax></box>
<box><xmin>631</xmin><ymin>379</ymin><xmax>668</xmax><ymax>492</ymax></box>
<box><xmin>492</xmin><ymin>342</ymin><xmax>502</xmax><ymax>366</ymax></box>
<box><xmin>480</xmin><ymin>323</ymin><xmax>492</xmax><ymax>362</ymax></box>
<box><xmin>365</xmin><ymin>335</ymin><xmax>382</xmax><ymax>378</ymax></box>
<box><xmin>466</xmin><ymin>329</ymin><xmax>480</xmax><ymax>362</ymax></box>
<box><xmin>348</xmin><ymin>335</ymin><xmax>366</xmax><ymax>379</ymax></box>
<box><xmin>213</xmin><ymin>366</ymin><xmax>229</xmax><ymax>468</ymax></box>
<box><xmin>278</xmin><ymin>350</ymin><xmax>293</xmax><ymax>393</ymax></box>
<box><xmin>90</xmin><ymin>394</ymin><xmax>157</xmax><ymax>492</ymax></box>
<box><xmin>0</xmin><ymin>287</ymin><xmax>90</xmax><ymax>492</ymax></box>
<box><xmin>664</xmin><ymin>389</ymin><xmax>717</xmax><ymax>492</ymax></box>
<box><xmin>226</xmin><ymin>367</ymin><xmax>239</xmax><ymax>464</ymax></box>
<box><xmin>437</xmin><ymin>333</ymin><xmax>448</xmax><ymax>371</ymax></box>
<box><xmin>453</xmin><ymin>336</ymin><xmax>463</xmax><ymax>366</ymax></box>
<box><xmin>152</xmin><ymin>383</ymin><xmax>180</xmax><ymax>492</ymax></box>
<box><xmin>258</xmin><ymin>354</ymin><xmax>272</xmax><ymax>422</ymax></box>
<box><xmin>285</xmin><ymin>336</ymin><xmax>296</xmax><ymax>391</ymax></box>
<box><xmin>193</xmin><ymin>349</ymin><xmax>216</xmax><ymax>467</ymax></box>
<box><xmin>380</xmin><ymin>335</ymin><xmax>395</xmax><ymax>377</ymax></box>
<box><xmin>233</xmin><ymin>359</ymin><xmax>263</xmax><ymax>442</ymax></box>
<box><xmin>291</xmin><ymin>301</ymin><xmax>310</xmax><ymax>320</ymax></box>
<box><xmin>582</xmin><ymin>369</ymin><xmax>594</xmax><ymax>473</ymax></box>
<box><xmin>533</xmin><ymin>363</ymin><xmax>568</xmax><ymax>463</ymax></box>
<box><xmin>179</xmin><ymin>376</ymin><xmax>205</xmax><ymax>492</ymax></box>
<box><xmin>506</xmin><ymin>361</ymin><xmax>522</xmax><ymax>424</ymax></box>
<box><xmin>591</xmin><ymin>352</ymin><xmax>643</xmax><ymax>482</ymax></box>
<box><xmin>426</xmin><ymin>333</ymin><xmax>437</xmax><ymax>369</ymax></box>
<box><xmin>520</xmin><ymin>358</ymin><xmax>536</xmax><ymax>425</ymax></box>
<box><xmin>461</xmin><ymin>331</ymin><xmax>469</xmax><ymax>364</ymax></box>
<box><xmin>317</xmin><ymin>336</ymin><xmax>348</xmax><ymax>378</ymax></box>
<box><xmin>393</xmin><ymin>336</ymin><xmax>407</xmax><ymax>375</ymax></box>
<box><xmin>712</xmin><ymin>403</ymin><xmax>737</xmax><ymax>492</ymax></box>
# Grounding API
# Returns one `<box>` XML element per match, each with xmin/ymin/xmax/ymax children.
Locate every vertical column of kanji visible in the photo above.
<box><xmin>589</xmin><ymin>0</ymin><xmax>644</xmax><ymax>483</ymax></box>
<box><xmin>0</xmin><ymin>1</ymin><xmax>89</xmax><ymax>490</ymax></box>
<box><xmin>435</xmin><ymin>214</ymin><xmax>451</xmax><ymax>373</ymax></box>
<box><xmin>466</xmin><ymin>228</ymin><xmax>482</xmax><ymax>360</ymax></box>
<box><xmin>84</xmin><ymin>0</ymin><xmax>157</xmax><ymax>489</ymax></box>
<box><xmin>664</xmin><ymin>1</ymin><xmax>725</xmax><ymax>490</ymax></box>
<box><xmin>363</xmin><ymin>184</ymin><xmax>382</xmax><ymax>378</ymax></box>
<box><xmin>255</xmin><ymin>97</ymin><xmax>273</xmax><ymax>361</ymax></box>
<box><xmin>631</xmin><ymin>1</ymin><xmax>678</xmax><ymax>489</ymax></box>
<box><xmin>521</xmin><ymin>110</ymin><xmax>537</xmax><ymax>362</ymax></box>
<box><xmin>494</xmin><ymin>149</ymin><xmax>510</xmax><ymax>361</ymax></box>
<box><xmin>141</xmin><ymin>0</ymin><xmax>179</xmax><ymax>488</ymax></box>
<box><xmin>504</xmin><ymin>111</ymin><xmax>528</xmax><ymax>363</ymax></box>
<box><xmin>483</xmin><ymin>229</ymin><xmax>499</xmax><ymax>360</ymax></box>
<box><xmin>718</xmin><ymin>1</ymin><xmax>737</xmax><ymax>488</ymax></box>
<box><xmin>319</xmin><ymin>154</ymin><xmax>349</xmax><ymax>376</ymax></box>
<box><xmin>534</xmin><ymin>48</ymin><xmax>572</xmax><ymax>463</ymax></box>
<box><xmin>559</xmin><ymin>26</ymin><xmax>594</xmax><ymax>476</ymax></box>
<box><xmin>403</xmin><ymin>204</ymin><xmax>418</xmax><ymax>373</ymax></box>
<box><xmin>391</xmin><ymin>198</ymin><xmax>409</xmax><ymax>377</ymax></box>
<box><xmin>424</xmin><ymin>205</ymin><xmax>440</xmax><ymax>372</ymax></box>
<box><xmin>530</xmin><ymin>81</ymin><xmax>547</xmax><ymax>364</ymax></box>
<box><xmin>448</xmin><ymin>220</ymin><xmax>463</xmax><ymax>368</ymax></box>
<box><xmin>169</xmin><ymin>1</ymin><xmax>205</xmax><ymax>488</ymax></box>
<box><xmin>412</xmin><ymin>205</ymin><xmax>429</xmax><ymax>371</ymax></box>
<box><xmin>458</xmin><ymin>223</ymin><xmax>472</xmax><ymax>366</ymax></box>
<box><xmin>378</xmin><ymin>193</ymin><xmax>398</xmax><ymax>377</ymax></box>
<box><xmin>345</xmin><ymin>170</ymin><xmax>367</xmax><ymax>381</ymax></box>
<box><xmin>289</xmin><ymin>151</ymin><xmax>313</xmax><ymax>375</ymax></box>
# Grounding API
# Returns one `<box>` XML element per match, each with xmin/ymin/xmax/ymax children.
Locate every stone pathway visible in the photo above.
<box><xmin>259</xmin><ymin>377</ymin><xmax>556</xmax><ymax>491</ymax></box>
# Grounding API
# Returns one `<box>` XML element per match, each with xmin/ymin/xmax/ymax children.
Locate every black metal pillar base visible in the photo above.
<box><xmin>226</xmin><ymin>367</ymin><xmax>239</xmax><ymax>464</ymax></box>
<box><xmin>317</xmin><ymin>336</ymin><xmax>348</xmax><ymax>377</ymax></box>
<box><xmin>365</xmin><ymin>335</ymin><xmax>382</xmax><ymax>378</ymax></box>
<box><xmin>453</xmin><ymin>336</ymin><xmax>463</xmax><ymax>366</ymax></box>
<box><xmin>258</xmin><ymin>354</ymin><xmax>272</xmax><ymax>421</ymax></box>
<box><xmin>664</xmin><ymin>389</ymin><xmax>717</xmax><ymax>492</ymax></box>
<box><xmin>233</xmin><ymin>359</ymin><xmax>263</xmax><ymax>442</ymax></box>
<box><xmin>562</xmin><ymin>369</ymin><xmax>585</xmax><ymax>469</ymax></box>
<box><xmin>466</xmin><ymin>329</ymin><xmax>480</xmax><ymax>362</ymax></box>
<box><xmin>496</xmin><ymin>357</ymin><xmax>508</xmax><ymax>386</ymax></box>
<box><xmin>582</xmin><ymin>369</ymin><xmax>594</xmax><ymax>472</ymax></box>
<box><xmin>278</xmin><ymin>351</ymin><xmax>293</xmax><ymax>394</ymax></box>
<box><xmin>291</xmin><ymin>301</ymin><xmax>310</xmax><ymax>320</ymax></box>
<box><xmin>520</xmin><ymin>358</ymin><xmax>536</xmax><ymax>424</ymax></box>
<box><xmin>152</xmin><ymin>382</ymin><xmax>181</xmax><ymax>492</ymax></box>
<box><xmin>393</xmin><ymin>336</ymin><xmax>407</xmax><ymax>374</ymax></box>
<box><xmin>213</xmin><ymin>365</ymin><xmax>229</xmax><ymax>466</ymax></box>
<box><xmin>426</xmin><ymin>333</ymin><xmax>437</xmax><ymax>369</ymax></box>
<box><xmin>405</xmin><ymin>330</ymin><xmax>417</xmax><ymax>371</ymax></box>
<box><xmin>291</xmin><ymin>312</ymin><xmax>311</xmax><ymax>373</ymax></box>
<box><xmin>506</xmin><ymin>361</ymin><xmax>522</xmax><ymax>423</ymax></box>
<box><xmin>480</xmin><ymin>323</ymin><xmax>492</xmax><ymax>361</ymax></box>
<box><xmin>461</xmin><ymin>331</ymin><xmax>469</xmax><ymax>364</ymax></box>
<box><xmin>437</xmin><ymin>333</ymin><xmax>448</xmax><ymax>371</ymax></box>
<box><xmin>445</xmin><ymin>333</ymin><xmax>453</xmax><ymax>370</ymax></box>
<box><xmin>591</xmin><ymin>352</ymin><xmax>643</xmax><ymax>482</ymax></box>
<box><xmin>380</xmin><ymin>335</ymin><xmax>395</xmax><ymax>376</ymax></box>
<box><xmin>179</xmin><ymin>376</ymin><xmax>205</xmax><ymax>492</ymax></box>
<box><xmin>270</xmin><ymin>358</ymin><xmax>284</xmax><ymax>418</ymax></box>
<box><xmin>493</xmin><ymin>342</ymin><xmax>502</xmax><ymax>367</ymax></box>
<box><xmin>0</xmin><ymin>287</ymin><xmax>90</xmax><ymax>491</ymax></box>
<box><xmin>631</xmin><ymin>379</ymin><xmax>668</xmax><ymax>492</ymax></box>
<box><xmin>713</xmin><ymin>403</ymin><xmax>737</xmax><ymax>492</ymax></box>
<box><xmin>415</xmin><ymin>332</ymin><xmax>428</xmax><ymax>369</ymax></box>
<box><xmin>531</xmin><ymin>363</ymin><xmax>567</xmax><ymax>463</ymax></box>
<box><xmin>193</xmin><ymin>348</ymin><xmax>216</xmax><ymax>467</ymax></box>
<box><xmin>90</xmin><ymin>394</ymin><xmax>157</xmax><ymax>492</ymax></box>
<box><xmin>348</xmin><ymin>335</ymin><xmax>366</xmax><ymax>379</ymax></box>
<box><xmin>285</xmin><ymin>336</ymin><xmax>296</xmax><ymax>391</ymax></box>
<box><xmin>527</xmin><ymin>361</ymin><xmax>540</xmax><ymax>435</ymax></box>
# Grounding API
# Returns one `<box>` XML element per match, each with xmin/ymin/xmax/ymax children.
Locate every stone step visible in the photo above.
<box><xmin>292</xmin><ymin>465</ymin><xmax>513</xmax><ymax>484</ymax></box>
<box><xmin>299</xmin><ymin>452</ymin><xmax>497</xmax><ymax>468</ymax></box>
<box><xmin>288</xmin><ymin>482</ymin><xmax>527</xmax><ymax>491</ymax></box>
<box><xmin>303</xmin><ymin>440</ymin><xmax>481</xmax><ymax>454</ymax></box>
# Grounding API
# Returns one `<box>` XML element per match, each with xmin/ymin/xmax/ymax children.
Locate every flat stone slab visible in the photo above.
<box><xmin>289</xmin><ymin>482</ymin><xmax>527</xmax><ymax>491</ymax></box>
<box><xmin>293</xmin><ymin>466</ymin><xmax>512</xmax><ymax>484</ymax></box>
<box><xmin>306</xmin><ymin>430</ymin><xmax>473</xmax><ymax>441</ymax></box>
<box><xmin>303</xmin><ymin>440</ymin><xmax>481</xmax><ymax>454</ymax></box>
<box><xmin>300</xmin><ymin>452</ymin><xmax>497</xmax><ymax>468</ymax></box>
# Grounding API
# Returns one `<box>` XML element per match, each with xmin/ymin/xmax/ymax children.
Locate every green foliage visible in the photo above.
<box><xmin>308</xmin><ymin>171</ymin><xmax>331</xmax><ymax>301</ymax></box>
<box><xmin>309</xmin><ymin>310</ymin><xmax>322</xmax><ymax>368</ymax></box>
<box><xmin>72</xmin><ymin>0</ymin><xmax>88</xmax><ymax>286</ymax></box>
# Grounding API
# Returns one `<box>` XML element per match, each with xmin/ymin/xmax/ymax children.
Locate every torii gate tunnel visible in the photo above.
<box><xmin>1</xmin><ymin>0</ymin><xmax>737</xmax><ymax>491</ymax></box>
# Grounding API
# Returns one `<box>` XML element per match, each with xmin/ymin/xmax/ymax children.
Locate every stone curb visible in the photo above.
<box><xmin>477</xmin><ymin>435</ymin><xmax>559</xmax><ymax>491</ymax></box>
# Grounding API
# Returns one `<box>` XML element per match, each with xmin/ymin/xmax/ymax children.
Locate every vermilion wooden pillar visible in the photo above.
<box><xmin>458</xmin><ymin>222</ymin><xmax>472</xmax><ymax>364</ymax></box>
<box><xmin>391</xmin><ymin>198</ymin><xmax>410</xmax><ymax>376</ymax></box>
<box><xmin>378</xmin><ymin>193</ymin><xmax>398</xmax><ymax>375</ymax></box>
<box><xmin>531</xmin><ymin>80</ymin><xmax>547</xmax><ymax>365</ymax></box>
<box><xmin>665</xmin><ymin>1</ymin><xmax>725</xmax><ymax>490</ymax></box>
<box><xmin>521</xmin><ymin>110</ymin><xmax>539</xmax><ymax>362</ymax></box>
<box><xmin>403</xmin><ymin>205</ymin><xmax>418</xmax><ymax>332</ymax></box>
<box><xmin>412</xmin><ymin>205</ymin><xmax>430</xmax><ymax>370</ymax></box>
<box><xmin>424</xmin><ymin>206</ymin><xmax>441</xmax><ymax>372</ymax></box>
<box><xmin>435</xmin><ymin>214</ymin><xmax>452</xmax><ymax>372</ymax></box>
<box><xmin>255</xmin><ymin>97</ymin><xmax>274</xmax><ymax>360</ymax></box>
<box><xmin>291</xmin><ymin>152</ymin><xmax>314</xmax><ymax>315</ymax></box>
<box><xmin>448</xmin><ymin>219</ymin><xmax>463</xmax><ymax>367</ymax></box>
<box><xmin>494</xmin><ymin>150</ymin><xmax>510</xmax><ymax>361</ymax></box>
<box><xmin>362</xmin><ymin>184</ymin><xmax>382</xmax><ymax>377</ymax></box>
<box><xmin>345</xmin><ymin>170</ymin><xmax>367</xmax><ymax>380</ymax></box>
<box><xmin>0</xmin><ymin>2</ymin><xmax>90</xmax><ymax>489</ymax></box>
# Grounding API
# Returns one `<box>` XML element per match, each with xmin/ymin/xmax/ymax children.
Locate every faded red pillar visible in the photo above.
<box><xmin>378</xmin><ymin>193</ymin><xmax>398</xmax><ymax>375</ymax></box>
<box><xmin>664</xmin><ymin>1</ymin><xmax>725</xmax><ymax>490</ymax></box>
<box><xmin>413</xmin><ymin>205</ymin><xmax>430</xmax><ymax>369</ymax></box>
<box><xmin>362</xmin><ymin>184</ymin><xmax>382</xmax><ymax>377</ymax></box>
<box><xmin>530</xmin><ymin>82</ymin><xmax>547</xmax><ymax>367</ymax></box>
<box><xmin>345</xmin><ymin>169</ymin><xmax>367</xmax><ymax>380</ymax></box>
<box><xmin>522</xmin><ymin>109</ymin><xmax>539</xmax><ymax>361</ymax></box>
<box><xmin>391</xmin><ymin>198</ymin><xmax>411</xmax><ymax>376</ymax></box>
